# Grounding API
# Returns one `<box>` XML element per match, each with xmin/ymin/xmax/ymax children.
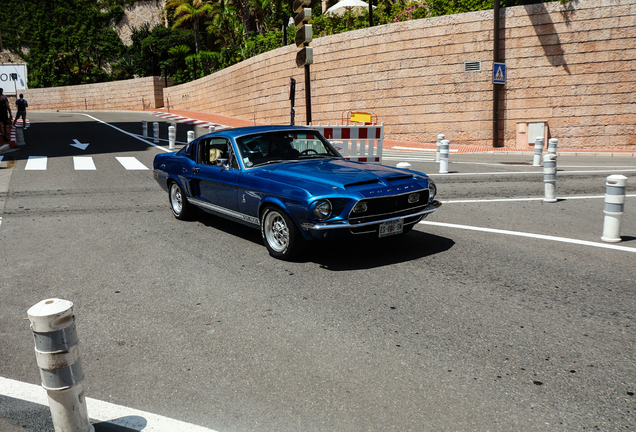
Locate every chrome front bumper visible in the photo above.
<box><xmin>300</xmin><ymin>200</ymin><xmax>442</xmax><ymax>231</ymax></box>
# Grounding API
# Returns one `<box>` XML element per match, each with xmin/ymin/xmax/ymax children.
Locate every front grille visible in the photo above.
<box><xmin>349</xmin><ymin>190</ymin><xmax>430</xmax><ymax>225</ymax></box>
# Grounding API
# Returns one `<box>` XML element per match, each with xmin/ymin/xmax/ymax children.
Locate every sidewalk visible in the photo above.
<box><xmin>153</xmin><ymin>108</ymin><xmax>636</xmax><ymax>157</ymax></box>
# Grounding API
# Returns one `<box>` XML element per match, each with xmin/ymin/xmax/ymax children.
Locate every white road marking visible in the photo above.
<box><xmin>116</xmin><ymin>157</ymin><xmax>148</xmax><ymax>170</ymax></box>
<box><xmin>419</xmin><ymin>221</ymin><xmax>636</xmax><ymax>253</ymax></box>
<box><xmin>73</xmin><ymin>156</ymin><xmax>96</xmax><ymax>170</ymax></box>
<box><xmin>0</xmin><ymin>377</ymin><xmax>219</xmax><ymax>432</ymax></box>
<box><xmin>442</xmin><ymin>194</ymin><xmax>636</xmax><ymax>204</ymax></box>
<box><xmin>25</xmin><ymin>156</ymin><xmax>47</xmax><ymax>170</ymax></box>
<box><xmin>430</xmin><ymin>169</ymin><xmax>636</xmax><ymax>176</ymax></box>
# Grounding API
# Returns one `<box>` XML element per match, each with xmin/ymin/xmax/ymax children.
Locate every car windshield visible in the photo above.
<box><xmin>235</xmin><ymin>131</ymin><xmax>342</xmax><ymax>168</ymax></box>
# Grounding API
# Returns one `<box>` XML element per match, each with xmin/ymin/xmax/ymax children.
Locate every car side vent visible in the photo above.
<box><xmin>464</xmin><ymin>61</ymin><xmax>481</xmax><ymax>72</ymax></box>
<box><xmin>386</xmin><ymin>175</ymin><xmax>413</xmax><ymax>182</ymax></box>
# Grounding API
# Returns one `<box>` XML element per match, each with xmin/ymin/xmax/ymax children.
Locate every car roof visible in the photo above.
<box><xmin>206</xmin><ymin>125</ymin><xmax>318</xmax><ymax>140</ymax></box>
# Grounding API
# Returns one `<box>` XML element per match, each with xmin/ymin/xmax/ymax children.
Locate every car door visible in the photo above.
<box><xmin>190</xmin><ymin>138</ymin><xmax>240</xmax><ymax>211</ymax></box>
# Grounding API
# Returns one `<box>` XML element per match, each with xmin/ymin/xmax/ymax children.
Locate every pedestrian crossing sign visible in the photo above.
<box><xmin>493</xmin><ymin>62</ymin><xmax>506</xmax><ymax>85</ymax></box>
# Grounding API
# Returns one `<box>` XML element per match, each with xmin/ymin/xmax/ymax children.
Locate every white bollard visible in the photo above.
<box><xmin>168</xmin><ymin>125</ymin><xmax>176</xmax><ymax>150</ymax></box>
<box><xmin>435</xmin><ymin>134</ymin><xmax>445</xmax><ymax>162</ymax></box>
<box><xmin>142</xmin><ymin>120</ymin><xmax>147</xmax><ymax>138</ymax></box>
<box><xmin>543</xmin><ymin>153</ymin><xmax>557</xmax><ymax>202</ymax></box>
<box><xmin>548</xmin><ymin>138</ymin><xmax>558</xmax><ymax>156</ymax></box>
<box><xmin>439</xmin><ymin>140</ymin><xmax>450</xmax><ymax>174</ymax></box>
<box><xmin>187</xmin><ymin>130</ymin><xmax>195</xmax><ymax>143</ymax></box>
<box><xmin>601</xmin><ymin>175</ymin><xmax>627</xmax><ymax>243</ymax></box>
<box><xmin>208</xmin><ymin>126</ymin><xmax>216</xmax><ymax>134</ymax></box>
<box><xmin>532</xmin><ymin>137</ymin><xmax>544</xmax><ymax>167</ymax></box>
<box><xmin>396</xmin><ymin>162</ymin><xmax>411</xmax><ymax>170</ymax></box>
<box><xmin>27</xmin><ymin>299</ymin><xmax>94</xmax><ymax>432</ymax></box>
<box><xmin>153</xmin><ymin>122</ymin><xmax>159</xmax><ymax>144</ymax></box>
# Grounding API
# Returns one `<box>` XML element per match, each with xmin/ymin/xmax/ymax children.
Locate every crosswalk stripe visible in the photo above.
<box><xmin>73</xmin><ymin>156</ymin><xmax>96</xmax><ymax>170</ymax></box>
<box><xmin>116</xmin><ymin>157</ymin><xmax>149</xmax><ymax>170</ymax></box>
<box><xmin>25</xmin><ymin>156</ymin><xmax>47</xmax><ymax>170</ymax></box>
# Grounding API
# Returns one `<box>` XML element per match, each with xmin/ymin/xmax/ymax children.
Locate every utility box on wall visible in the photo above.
<box><xmin>516</xmin><ymin>121</ymin><xmax>548</xmax><ymax>149</ymax></box>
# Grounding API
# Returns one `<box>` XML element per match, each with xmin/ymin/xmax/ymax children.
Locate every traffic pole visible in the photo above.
<box><xmin>142</xmin><ymin>120</ymin><xmax>147</xmax><ymax>138</ymax></box>
<box><xmin>532</xmin><ymin>137</ymin><xmax>544</xmax><ymax>167</ymax></box>
<box><xmin>435</xmin><ymin>134</ymin><xmax>445</xmax><ymax>162</ymax></box>
<box><xmin>543</xmin><ymin>153</ymin><xmax>557</xmax><ymax>202</ymax></box>
<box><xmin>439</xmin><ymin>140</ymin><xmax>450</xmax><ymax>174</ymax></box>
<box><xmin>27</xmin><ymin>299</ymin><xmax>94</xmax><ymax>432</ymax></box>
<box><xmin>168</xmin><ymin>125</ymin><xmax>176</xmax><ymax>150</ymax></box>
<box><xmin>153</xmin><ymin>122</ymin><xmax>159</xmax><ymax>144</ymax></box>
<box><xmin>548</xmin><ymin>138</ymin><xmax>558</xmax><ymax>156</ymax></box>
<box><xmin>601</xmin><ymin>175</ymin><xmax>627</xmax><ymax>243</ymax></box>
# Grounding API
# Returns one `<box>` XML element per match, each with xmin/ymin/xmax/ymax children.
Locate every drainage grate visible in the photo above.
<box><xmin>464</xmin><ymin>61</ymin><xmax>481</xmax><ymax>72</ymax></box>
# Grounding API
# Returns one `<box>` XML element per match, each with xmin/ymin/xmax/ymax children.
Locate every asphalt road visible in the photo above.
<box><xmin>1</xmin><ymin>112</ymin><xmax>635</xmax><ymax>431</ymax></box>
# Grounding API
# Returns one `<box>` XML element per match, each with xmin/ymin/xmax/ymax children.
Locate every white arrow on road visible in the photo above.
<box><xmin>70</xmin><ymin>139</ymin><xmax>89</xmax><ymax>150</ymax></box>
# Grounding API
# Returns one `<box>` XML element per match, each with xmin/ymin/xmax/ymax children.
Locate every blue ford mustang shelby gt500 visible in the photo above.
<box><xmin>153</xmin><ymin>125</ymin><xmax>441</xmax><ymax>260</ymax></box>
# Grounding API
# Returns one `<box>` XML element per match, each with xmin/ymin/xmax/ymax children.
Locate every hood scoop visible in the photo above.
<box><xmin>344</xmin><ymin>179</ymin><xmax>381</xmax><ymax>189</ymax></box>
<box><xmin>386</xmin><ymin>175</ymin><xmax>414</xmax><ymax>182</ymax></box>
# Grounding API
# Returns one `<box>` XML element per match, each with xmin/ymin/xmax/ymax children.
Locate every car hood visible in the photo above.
<box><xmin>249</xmin><ymin>159</ymin><xmax>428</xmax><ymax>195</ymax></box>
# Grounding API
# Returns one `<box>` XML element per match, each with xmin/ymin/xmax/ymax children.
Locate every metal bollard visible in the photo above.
<box><xmin>142</xmin><ymin>120</ymin><xmax>147</xmax><ymax>138</ymax></box>
<box><xmin>208</xmin><ymin>126</ymin><xmax>216</xmax><ymax>134</ymax></box>
<box><xmin>543</xmin><ymin>153</ymin><xmax>557</xmax><ymax>202</ymax></box>
<box><xmin>548</xmin><ymin>138</ymin><xmax>558</xmax><ymax>156</ymax></box>
<box><xmin>396</xmin><ymin>162</ymin><xmax>411</xmax><ymax>170</ymax></box>
<box><xmin>168</xmin><ymin>125</ymin><xmax>176</xmax><ymax>150</ymax></box>
<box><xmin>439</xmin><ymin>140</ymin><xmax>450</xmax><ymax>174</ymax></box>
<box><xmin>601</xmin><ymin>175</ymin><xmax>628</xmax><ymax>243</ymax></box>
<box><xmin>153</xmin><ymin>122</ymin><xmax>159</xmax><ymax>144</ymax></box>
<box><xmin>435</xmin><ymin>134</ymin><xmax>445</xmax><ymax>162</ymax></box>
<box><xmin>27</xmin><ymin>299</ymin><xmax>94</xmax><ymax>432</ymax></box>
<box><xmin>187</xmin><ymin>130</ymin><xmax>195</xmax><ymax>143</ymax></box>
<box><xmin>533</xmin><ymin>137</ymin><xmax>544</xmax><ymax>167</ymax></box>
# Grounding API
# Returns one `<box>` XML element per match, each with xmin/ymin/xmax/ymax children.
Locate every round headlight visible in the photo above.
<box><xmin>313</xmin><ymin>199</ymin><xmax>332</xmax><ymax>220</ymax></box>
<box><xmin>353</xmin><ymin>201</ymin><xmax>368</xmax><ymax>213</ymax></box>
<box><xmin>428</xmin><ymin>179</ymin><xmax>437</xmax><ymax>200</ymax></box>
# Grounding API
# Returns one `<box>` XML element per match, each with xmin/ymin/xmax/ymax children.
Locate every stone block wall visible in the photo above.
<box><xmin>24</xmin><ymin>76</ymin><xmax>171</xmax><ymax>111</ymax></box>
<box><xmin>163</xmin><ymin>0</ymin><xmax>636</xmax><ymax>150</ymax></box>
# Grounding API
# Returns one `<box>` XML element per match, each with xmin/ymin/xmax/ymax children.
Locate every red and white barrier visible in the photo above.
<box><xmin>309</xmin><ymin>123</ymin><xmax>384</xmax><ymax>164</ymax></box>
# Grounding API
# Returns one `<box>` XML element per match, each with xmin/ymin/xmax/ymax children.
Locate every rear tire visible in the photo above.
<box><xmin>169</xmin><ymin>182</ymin><xmax>195</xmax><ymax>220</ymax></box>
<box><xmin>261</xmin><ymin>206</ymin><xmax>305</xmax><ymax>260</ymax></box>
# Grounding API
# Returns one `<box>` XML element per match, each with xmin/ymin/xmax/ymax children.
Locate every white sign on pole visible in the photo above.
<box><xmin>0</xmin><ymin>63</ymin><xmax>28</xmax><ymax>95</ymax></box>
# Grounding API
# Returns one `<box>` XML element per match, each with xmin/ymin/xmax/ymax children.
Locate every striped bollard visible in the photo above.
<box><xmin>168</xmin><ymin>125</ymin><xmax>176</xmax><ymax>150</ymax></box>
<box><xmin>548</xmin><ymin>138</ymin><xmax>558</xmax><ymax>156</ymax></box>
<box><xmin>27</xmin><ymin>299</ymin><xmax>94</xmax><ymax>432</ymax></box>
<box><xmin>187</xmin><ymin>130</ymin><xmax>195</xmax><ymax>143</ymax></box>
<box><xmin>153</xmin><ymin>122</ymin><xmax>159</xmax><ymax>144</ymax></box>
<box><xmin>601</xmin><ymin>175</ymin><xmax>627</xmax><ymax>243</ymax></box>
<box><xmin>532</xmin><ymin>137</ymin><xmax>544</xmax><ymax>167</ymax></box>
<box><xmin>439</xmin><ymin>140</ymin><xmax>449</xmax><ymax>174</ymax></box>
<box><xmin>435</xmin><ymin>134</ymin><xmax>445</xmax><ymax>162</ymax></box>
<box><xmin>142</xmin><ymin>120</ymin><xmax>147</xmax><ymax>138</ymax></box>
<box><xmin>543</xmin><ymin>153</ymin><xmax>557</xmax><ymax>202</ymax></box>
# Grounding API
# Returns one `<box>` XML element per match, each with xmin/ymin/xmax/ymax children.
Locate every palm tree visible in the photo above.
<box><xmin>165</xmin><ymin>0</ymin><xmax>216</xmax><ymax>54</ymax></box>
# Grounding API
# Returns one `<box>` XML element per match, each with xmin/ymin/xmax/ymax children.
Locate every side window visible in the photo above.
<box><xmin>199</xmin><ymin>138</ymin><xmax>233</xmax><ymax>167</ymax></box>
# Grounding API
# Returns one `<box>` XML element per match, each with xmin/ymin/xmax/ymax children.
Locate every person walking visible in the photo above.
<box><xmin>13</xmin><ymin>94</ymin><xmax>28</xmax><ymax>128</ymax></box>
<box><xmin>0</xmin><ymin>88</ymin><xmax>13</xmax><ymax>143</ymax></box>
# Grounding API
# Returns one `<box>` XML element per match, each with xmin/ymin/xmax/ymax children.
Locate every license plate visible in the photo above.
<box><xmin>378</xmin><ymin>219</ymin><xmax>403</xmax><ymax>238</ymax></box>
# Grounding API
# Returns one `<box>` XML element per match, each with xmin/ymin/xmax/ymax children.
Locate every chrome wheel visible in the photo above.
<box><xmin>169</xmin><ymin>182</ymin><xmax>194</xmax><ymax>220</ymax></box>
<box><xmin>263</xmin><ymin>209</ymin><xmax>289</xmax><ymax>253</ymax></box>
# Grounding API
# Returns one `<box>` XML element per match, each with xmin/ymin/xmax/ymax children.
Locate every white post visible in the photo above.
<box><xmin>153</xmin><ymin>122</ymin><xmax>159</xmax><ymax>144</ymax></box>
<box><xmin>548</xmin><ymin>138</ymin><xmax>558</xmax><ymax>156</ymax></box>
<box><xmin>601</xmin><ymin>175</ymin><xmax>627</xmax><ymax>243</ymax></box>
<box><xmin>439</xmin><ymin>140</ymin><xmax>450</xmax><ymax>174</ymax></box>
<box><xmin>142</xmin><ymin>120</ymin><xmax>147</xmax><ymax>138</ymax></box>
<box><xmin>435</xmin><ymin>134</ymin><xmax>445</xmax><ymax>162</ymax></box>
<box><xmin>533</xmin><ymin>137</ymin><xmax>544</xmax><ymax>167</ymax></box>
<box><xmin>187</xmin><ymin>130</ymin><xmax>195</xmax><ymax>143</ymax></box>
<box><xmin>27</xmin><ymin>299</ymin><xmax>94</xmax><ymax>432</ymax></box>
<box><xmin>543</xmin><ymin>153</ymin><xmax>557</xmax><ymax>202</ymax></box>
<box><xmin>208</xmin><ymin>126</ymin><xmax>216</xmax><ymax>134</ymax></box>
<box><xmin>168</xmin><ymin>125</ymin><xmax>176</xmax><ymax>150</ymax></box>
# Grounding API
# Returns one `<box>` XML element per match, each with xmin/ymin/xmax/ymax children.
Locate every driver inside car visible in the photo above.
<box><xmin>268</xmin><ymin>135</ymin><xmax>300</xmax><ymax>160</ymax></box>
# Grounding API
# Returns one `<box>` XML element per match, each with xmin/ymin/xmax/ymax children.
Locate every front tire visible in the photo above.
<box><xmin>169</xmin><ymin>182</ymin><xmax>195</xmax><ymax>220</ymax></box>
<box><xmin>261</xmin><ymin>206</ymin><xmax>305</xmax><ymax>260</ymax></box>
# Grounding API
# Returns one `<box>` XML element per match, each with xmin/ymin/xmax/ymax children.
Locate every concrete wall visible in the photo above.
<box><xmin>24</xmin><ymin>76</ymin><xmax>171</xmax><ymax>111</ymax></box>
<box><xmin>163</xmin><ymin>0</ymin><xmax>636</xmax><ymax>150</ymax></box>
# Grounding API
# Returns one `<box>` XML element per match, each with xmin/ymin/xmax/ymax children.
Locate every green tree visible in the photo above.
<box><xmin>165</xmin><ymin>0</ymin><xmax>216</xmax><ymax>54</ymax></box>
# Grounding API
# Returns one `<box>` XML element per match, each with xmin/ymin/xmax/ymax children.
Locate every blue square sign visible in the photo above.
<box><xmin>493</xmin><ymin>62</ymin><xmax>506</xmax><ymax>85</ymax></box>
